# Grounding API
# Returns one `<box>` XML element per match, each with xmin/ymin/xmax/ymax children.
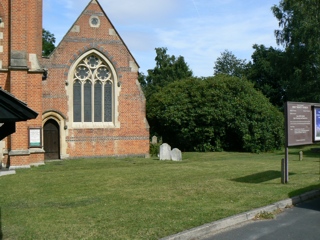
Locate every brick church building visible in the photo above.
<box><xmin>0</xmin><ymin>0</ymin><xmax>149</xmax><ymax>169</ymax></box>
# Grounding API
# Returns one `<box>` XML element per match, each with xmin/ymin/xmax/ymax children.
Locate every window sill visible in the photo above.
<box><xmin>71</xmin><ymin>122</ymin><xmax>116</xmax><ymax>129</ymax></box>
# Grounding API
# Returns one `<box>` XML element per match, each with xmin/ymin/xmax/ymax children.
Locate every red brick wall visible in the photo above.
<box><xmin>27</xmin><ymin>0</ymin><xmax>43</xmax><ymax>58</ymax></box>
<box><xmin>42</xmin><ymin>1</ymin><xmax>149</xmax><ymax>158</ymax></box>
<box><xmin>1</xmin><ymin>0</ymin><xmax>44</xmax><ymax>167</ymax></box>
<box><xmin>0</xmin><ymin>1</ymin><xmax>10</xmax><ymax>153</ymax></box>
<box><xmin>0</xmin><ymin>1</ymin><xmax>9</xmax><ymax>69</ymax></box>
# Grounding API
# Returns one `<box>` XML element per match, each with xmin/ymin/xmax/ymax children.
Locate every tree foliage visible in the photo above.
<box><xmin>213</xmin><ymin>50</ymin><xmax>248</xmax><ymax>78</ymax></box>
<box><xmin>272</xmin><ymin>0</ymin><xmax>320</xmax><ymax>50</ymax></box>
<box><xmin>271</xmin><ymin>0</ymin><xmax>320</xmax><ymax>102</ymax></box>
<box><xmin>143</xmin><ymin>47</ymin><xmax>193</xmax><ymax>99</ymax></box>
<box><xmin>246</xmin><ymin>44</ymin><xmax>289</xmax><ymax>108</ymax></box>
<box><xmin>42</xmin><ymin>29</ymin><xmax>56</xmax><ymax>56</ymax></box>
<box><xmin>148</xmin><ymin>75</ymin><xmax>284</xmax><ymax>153</ymax></box>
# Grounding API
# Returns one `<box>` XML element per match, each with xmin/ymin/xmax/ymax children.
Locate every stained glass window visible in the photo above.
<box><xmin>73</xmin><ymin>54</ymin><xmax>114</xmax><ymax>123</ymax></box>
<box><xmin>105</xmin><ymin>81</ymin><xmax>112</xmax><ymax>122</ymax></box>
<box><xmin>94</xmin><ymin>81</ymin><xmax>102</xmax><ymax>122</ymax></box>
<box><xmin>73</xmin><ymin>80</ymin><xmax>82</xmax><ymax>122</ymax></box>
<box><xmin>84</xmin><ymin>80</ymin><xmax>92</xmax><ymax>122</ymax></box>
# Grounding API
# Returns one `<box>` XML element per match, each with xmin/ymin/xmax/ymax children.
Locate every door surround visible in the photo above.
<box><xmin>42</xmin><ymin>111</ymin><xmax>69</xmax><ymax>159</ymax></box>
<box><xmin>43</xmin><ymin>119</ymin><xmax>60</xmax><ymax>160</ymax></box>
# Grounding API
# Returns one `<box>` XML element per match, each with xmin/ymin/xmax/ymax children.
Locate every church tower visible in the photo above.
<box><xmin>0</xmin><ymin>0</ymin><xmax>45</xmax><ymax>168</ymax></box>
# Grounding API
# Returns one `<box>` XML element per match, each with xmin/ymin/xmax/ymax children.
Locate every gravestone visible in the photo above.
<box><xmin>160</xmin><ymin>143</ymin><xmax>171</xmax><ymax>160</ymax></box>
<box><xmin>299</xmin><ymin>151</ymin><xmax>303</xmax><ymax>161</ymax></box>
<box><xmin>171</xmin><ymin>148</ymin><xmax>182</xmax><ymax>161</ymax></box>
<box><xmin>152</xmin><ymin>136</ymin><xmax>158</xmax><ymax>144</ymax></box>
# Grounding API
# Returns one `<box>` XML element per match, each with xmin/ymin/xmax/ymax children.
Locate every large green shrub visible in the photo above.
<box><xmin>147</xmin><ymin>75</ymin><xmax>284</xmax><ymax>153</ymax></box>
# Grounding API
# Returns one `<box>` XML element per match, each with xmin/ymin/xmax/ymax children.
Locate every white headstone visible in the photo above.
<box><xmin>171</xmin><ymin>148</ymin><xmax>182</xmax><ymax>161</ymax></box>
<box><xmin>152</xmin><ymin>136</ymin><xmax>158</xmax><ymax>144</ymax></box>
<box><xmin>160</xmin><ymin>143</ymin><xmax>171</xmax><ymax>160</ymax></box>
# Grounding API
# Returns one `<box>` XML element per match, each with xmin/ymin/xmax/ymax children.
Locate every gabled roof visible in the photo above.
<box><xmin>51</xmin><ymin>0</ymin><xmax>139</xmax><ymax>68</ymax></box>
<box><xmin>0</xmin><ymin>87</ymin><xmax>38</xmax><ymax>122</ymax></box>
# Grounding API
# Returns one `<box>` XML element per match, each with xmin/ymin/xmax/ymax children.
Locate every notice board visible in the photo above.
<box><xmin>286</xmin><ymin>102</ymin><xmax>313</xmax><ymax>146</ymax></box>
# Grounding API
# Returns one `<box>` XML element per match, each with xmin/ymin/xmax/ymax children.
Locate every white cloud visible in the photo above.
<box><xmin>101</xmin><ymin>0</ymin><xmax>181</xmax><ymax>24</ymax></box>
<box><xmin>139</xmin><ymin>0</ymin><xmax>281</xmax><ymax>76</ymax></box>
<box><xmin>43</xmin><ymin>0</ymin><xmax>281</xmax><ymax>77</ymax></box>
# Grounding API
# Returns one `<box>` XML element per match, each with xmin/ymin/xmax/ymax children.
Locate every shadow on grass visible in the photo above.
<box><xmin>289</xmin><ymin>184</ymin><xmax>320</xmax><ymax>212</ymax></box>
<box><xmin>232</xmin><ymin>170</ymin><xmax>296</xmax><ymax>183</ymax></box>
<box><xmin>289</xmin><ymin>184</ymin><xmax>320</xmax><ymax>198</ymax></box>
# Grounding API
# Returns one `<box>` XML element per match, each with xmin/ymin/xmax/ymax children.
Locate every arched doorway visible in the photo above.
<box><xmin>43</xmin><ymin>119</ymin><xmax>60</xmax><ymax>160</ymax></box>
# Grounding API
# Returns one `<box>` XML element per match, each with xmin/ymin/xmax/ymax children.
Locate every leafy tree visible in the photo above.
<box><xmin>213</xmin><ymin>50</ymin><xmax>248</xmax><ymax>78</ymax></box>
<box><xmin>272</xmin><ymin>0</ymin><xmax>320</xmax><ymax>102</ymax></box>
<box><xmin>42</xmin><ymin>29</ymin><xmax>56</xmax><ymax>56</ymax></box>
<box><xmin>138</xmin><ymin>72</ymin><xmax>147</xmax><ymax>89</ymax></box>
<box><xmin>247</xmin><ymin>44</ymin><xmax>289</xmax><ymax>108</ymax></box>
<box><xmin>148</xmin><ymin>75</ymin><xmax>284</xmax><ymax>153</ymax></box>
<box><xmin>144</xmin><ymin>47</ymin><xmax>193</xmax><ymax>99</ymax></box>
<box><xmin>272</xmin><ymin>0</ymin><xmax>320</xmax><ymax>50</ymax></box>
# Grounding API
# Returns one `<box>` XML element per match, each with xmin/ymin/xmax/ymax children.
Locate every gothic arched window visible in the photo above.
<box><xmin>73</xmin><ymin>54</ymin><xmax>113</xmax><ymax>123</ymax></box>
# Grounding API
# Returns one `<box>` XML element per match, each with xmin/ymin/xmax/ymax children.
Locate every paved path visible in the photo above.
<box><xmin>162</xmin><ymin>190</ymin><xmax>320</xmax><ymax>240</ymax></box>
<box><xmin>203</xmin><ymin>197</ymin><xmax>320</xmax><ymax>240</ymax></box>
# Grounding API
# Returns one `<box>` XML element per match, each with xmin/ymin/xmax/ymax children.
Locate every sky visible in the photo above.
<box><xmin>43</xmin><ymin>0</ymin><xmax>282</xmax><ymax>77</ymax></box>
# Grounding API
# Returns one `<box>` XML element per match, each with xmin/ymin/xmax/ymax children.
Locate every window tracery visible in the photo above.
<box><xmin>73</xmin><ymin>54</ymin><xmax>113</xmax><ymax>123</ymax></box>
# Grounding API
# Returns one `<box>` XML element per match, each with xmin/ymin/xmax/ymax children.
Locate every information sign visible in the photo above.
<box><xmin>286</xmin><ymin>102</ymin><xmax>313</xmax><ymax>146</ymax></box>
<box><xmin>29</xmin><ymin>128</ymin><xmax>42</xmax><ymax>147</ymax></box>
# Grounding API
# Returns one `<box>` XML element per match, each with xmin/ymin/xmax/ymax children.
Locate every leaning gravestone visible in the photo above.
<box><xmin>151</xmin><ymin>136</ymin><xmax>158</xmax><ymax>144</ymax></box>
<box><xmin>171</xmin><ymin>148</ymin><xmax>182</xmax><ymax>161</ymax></box>
<box><xmin>160</xmin><ymin>143</ymin><xmax>171</xmax><ymax>160</ymax></box>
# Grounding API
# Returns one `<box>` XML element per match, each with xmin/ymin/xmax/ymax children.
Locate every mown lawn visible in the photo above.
<box><xmin>0</xmin><ymin>148</ymin><xmax>319</xmax><ymax>239</ymax></box>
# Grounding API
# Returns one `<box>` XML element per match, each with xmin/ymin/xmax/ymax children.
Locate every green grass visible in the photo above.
<box><xmin>0</xmin><ymin>148</ymin><xmax>320</xmax><ymax>239</ymax></box>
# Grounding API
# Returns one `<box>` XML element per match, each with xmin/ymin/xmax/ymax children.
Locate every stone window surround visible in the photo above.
<box><xmin>67</xmin><ymin>49</ymin><xmax>120</xmax><ymax>129</ymax></box>
<box><xmin>89</xmin><ymin>15</ymin><xmax>100</xmax><ymax>28</ymax></box>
